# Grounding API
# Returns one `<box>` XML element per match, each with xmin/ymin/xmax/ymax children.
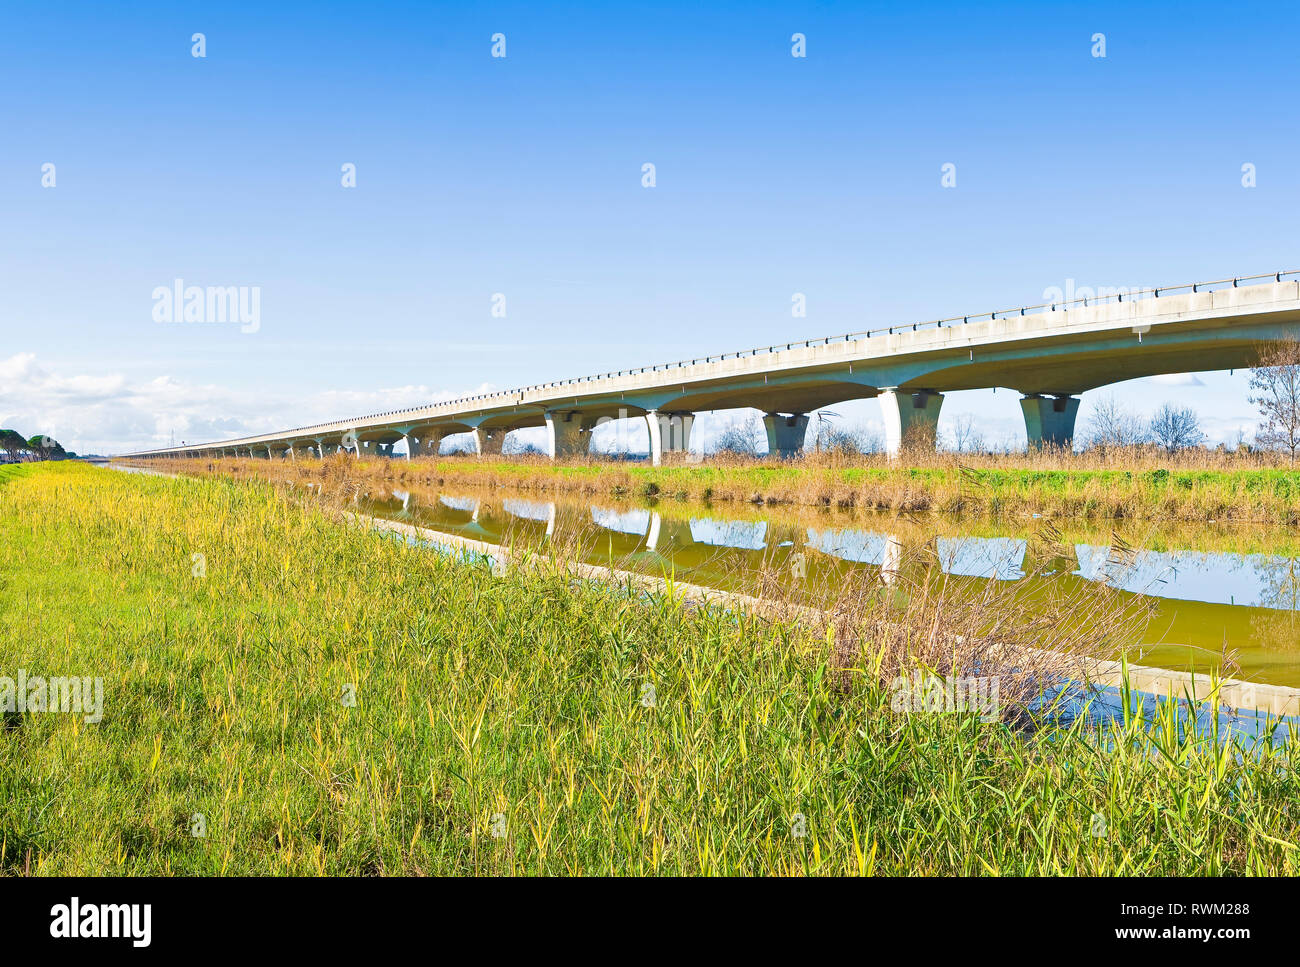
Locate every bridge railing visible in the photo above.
<box><xmin>116</xmin><ymin>269</ymin><xmax>1300</xmax><ymax>456</ymax></box>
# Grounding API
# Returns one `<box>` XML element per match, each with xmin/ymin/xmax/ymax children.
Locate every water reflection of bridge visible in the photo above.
<box><xmin>377</xmin><ymin>490</ymin><xmax>1300</xmax><ymax>614</ymax></box>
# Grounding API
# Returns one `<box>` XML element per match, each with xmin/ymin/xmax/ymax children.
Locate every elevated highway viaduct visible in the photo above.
<box><xmin>119</xmin><ymin>272</ymin><xmax>1300</xmax><ymax>464</ymax></box>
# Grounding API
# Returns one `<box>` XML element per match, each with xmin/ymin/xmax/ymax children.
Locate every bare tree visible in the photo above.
<box><xmin>1249</xmin><ymin>337</ymin><xmax>1300</xmax><ymax>463</ymax></box>
<box><xmin>710</xmin><ymin>416</ymin><xmax>766</xmax><ymax>456</ymax></box>
<box><xmin>1082</xmin><ymin>394</ymin><xmax>1147</xmax><ymax>450</ymax></box>
<box><xmin>944</xmin><ymin>414</ymin><xmax>985</xmax><ymax>453</ymax></box>
<box><xmin>809</xmin><ymin>413</ymin><xmax>881</xmax><ymax>455</ymax></box>
<box><xmin>1148</xmin><ymin>403</ymin><xmax>1204</xmax><ymax>453</ymax></box>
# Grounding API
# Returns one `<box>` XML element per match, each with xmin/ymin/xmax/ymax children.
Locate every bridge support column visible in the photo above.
<box><xmin>645</xmin><ymin>411</ymin><xmax>694</xmax><ymax>466</ymax></box>
<box><xmin>880</xmin><ymin>389</ymin><xmax>944</xmax><ymax>456</ymax></box>
<box><xmin>763</xmin><ymin>413</ymin><xmax>809</xmax><ymax>458</ymax></box>
<box><xmin>404</xmin><ymin>429</ymin><xmax>443</xmax><ymax>460</ymax></box>
<box><xmin>546</xmin><ymin>411</ymin><xmax>596</xmax><ymax>459</ymax></box>
<box><xmin>471</xmin><ymin>427</ymin><xmax>506</xmax><ymax>457</ymax></box>
<box><xmin>376</xmin><ymin>442</ymin><xmax>395</xmax><ymax>458</ymax></box>
<box><xmin>1020</xmin><ymin>394</ymin><xmax>1080</xmax><ymax>449</ymax></box>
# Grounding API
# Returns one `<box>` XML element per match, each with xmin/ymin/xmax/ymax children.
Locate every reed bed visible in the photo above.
<box><xmin>1</xmin><ymin>462</ymin><xmax>1297</xmax><ymax>875</ymax></box>
<box><xmin>131</xmin><ymin>449</ymin><xmax>1300</xmax><ymax>524</ymax></box>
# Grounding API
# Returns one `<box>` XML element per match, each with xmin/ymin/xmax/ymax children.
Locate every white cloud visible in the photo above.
<box><xmin>1148</xmin><ymin>373</ymin><xmax>1206</xmax><ymax>387</ymax></box>
<box><xmin>0</xmin><ymin>353</ymin><xmax>494</xmax><ymax>456</ymax></box>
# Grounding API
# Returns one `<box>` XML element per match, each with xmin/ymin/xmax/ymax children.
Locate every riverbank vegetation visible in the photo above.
<box><xmin>134</xmin><ymin>446</ymin><xmax>1300</xmax><ymax>524</ymax></box>
<box><xmin>1</xmin><ymin>462</ymin><xmax>1296</xmax><ymax>875</ymax></box>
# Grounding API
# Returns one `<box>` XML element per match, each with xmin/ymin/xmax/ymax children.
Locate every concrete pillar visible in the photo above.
<box><xmin>377</xmin><ymin>442</ymin><xmax>395</xmax><ymax>458</ymax></box>
<box><xmin>879</xmin><ymin>389</ymin><xmax>944</xmax><ymax>456</ymax></box>
<box><xmin>762</xmin><ymin>412</ymin><xmax>809</xmax><ymax>458</ymax></box>
<box><xmin>471</xmin><ymin>427</ymin><xmax>506</xmax><ymax>456</ymax></box>
<box><xmin>545</xmin><ymin>412</ymin><xmax>595</xmax><ymax>459</ymax></box>
<box><xmin>404</xmin><ymin>429</ymin><xmax>443</xmax><ymax>460</ymax></box>
<box><xmin>645</xmin><ymin>411</ymin><xmax>663</xmax><ymax>467</ymax></box>
<box><xmin>1020</xmin><ymin>394</ymin><xmax>1080</xmax><ymax>449</ymax></box>
<box><xmin>645</xmin><ymin>411</ymin><xmax>693</xmax><ymax>467</ymax></box>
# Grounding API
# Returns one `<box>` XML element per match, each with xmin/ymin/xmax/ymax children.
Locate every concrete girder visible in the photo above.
<box><xmin>623</xmin><ymin>377</ymin><xmax>879</xmax><ymax>421</ymax></box>
<box><xmin>881</xmin><ymin>314</ymin><xmax>1300</xmax><ymax>396</ymax></box>
<box><xmin>460</xmin><ymin>412</ymin><xmax>545</xmax><ymax>432</ymax></box>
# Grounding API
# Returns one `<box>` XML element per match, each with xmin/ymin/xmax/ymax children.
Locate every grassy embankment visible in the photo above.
<box><xmin>1</xmin><ymin>462</ymin><xmax>1297</xmax><ymax>875</ymax></box>
<box><xmin>139</xmin><ymin>450</ymin><xmax>1300</xmax><ymax>523</ymax></box>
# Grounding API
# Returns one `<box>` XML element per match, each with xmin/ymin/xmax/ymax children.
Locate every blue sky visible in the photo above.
<box><xmin>1</xmin><ymin>0</ymin><xmax>1297</xmax><ymax>453</ymax></box>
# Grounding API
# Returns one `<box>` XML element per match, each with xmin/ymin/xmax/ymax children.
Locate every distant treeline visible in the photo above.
<box><xmin>0</xmin><ymin>429</ymin><xmax>74</xmax><ymax>462</ymax></box>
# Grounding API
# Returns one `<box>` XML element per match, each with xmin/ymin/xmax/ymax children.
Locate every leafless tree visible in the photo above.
<box><xmin>944</xmin><ymin>414</ymin><xmax>985</xmax><ymax>453</ymax></box>
<box><xmin>1148</xmin><ymin>403</ymin><xmax>1204</xmax><ymax>453</ymax></box>
<box><xmin>710</xmin><ymin>416</ymin><xmax>766</xmax><ymax>456</ymax></box>
<box><xmin>1249</xmin><ymin>337</ymin><xmax>1300</xmax><ymax>463</ymax></box>
<box><xmin>1082</xmin><ymin>393</ymin><xmax>1147</xmax><ymax>451</ymax></box>
<box><xmin>809</xmin><ymin>413</ymin><xmax>882</xmax><ymax>454</ymax></box>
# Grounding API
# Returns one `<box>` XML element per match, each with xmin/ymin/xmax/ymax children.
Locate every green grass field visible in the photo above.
<box><xmin>1</xmin><ymin>462</ymin><xmax>1297</xmax><ymax>874</ymax></box>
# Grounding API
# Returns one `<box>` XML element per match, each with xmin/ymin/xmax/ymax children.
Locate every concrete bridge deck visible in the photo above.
<box><xmin>119</xmin><ymin>270</ymin><xmax>1300</xmax><ymax>463</ymax></box>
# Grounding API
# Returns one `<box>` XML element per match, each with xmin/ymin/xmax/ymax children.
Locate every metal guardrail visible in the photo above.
<box><xmin>120</xmin><ymin>269</ymin><xmax>1300</xmax><ymax>456</ymax></box>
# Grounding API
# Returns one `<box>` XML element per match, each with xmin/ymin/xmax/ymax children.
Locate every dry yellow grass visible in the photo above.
<box><xmin>124</xmin><ymin>445</ymin><xmax>1300</xmax><ymax>524</ymax></box>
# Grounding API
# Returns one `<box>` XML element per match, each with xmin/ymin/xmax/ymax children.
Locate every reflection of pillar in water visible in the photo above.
<box><xmin>882</xmin><ymin>535</ymin><xmax>903</xmax><ymax>585</ymax></box>
<box><xmin>545</xmin><ymin>502</ymin><xmax>556</xmax><ymax>538</ymax></box>
<box><xmin>646</xmin><ymin>512</ymin><xmax>662</xmax><ymax>553</ymax></box>
<box><xmin>393</xmin><ymin>489</ymin><xmax>411</xmax><ymax>513</ymax></box>
<box><xmin>438</xmin><ymin>495</ymin><xmax>481</xmax><ymax>522</ymax></box>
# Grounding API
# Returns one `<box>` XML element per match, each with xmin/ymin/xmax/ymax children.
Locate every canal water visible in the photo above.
<box><xmin>350</xmin><ymin>485</ymin><xmax>1300</xmax><ymax>689</ymax></box>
